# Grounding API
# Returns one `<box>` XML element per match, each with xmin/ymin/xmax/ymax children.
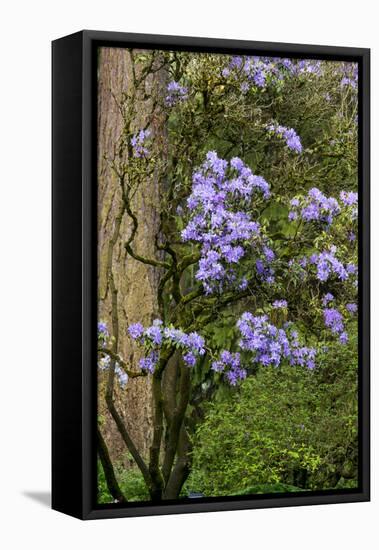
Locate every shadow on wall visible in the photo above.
<box><xmin>22</xmin><ymin>491</ymin><xmax>51</xmax><ymax>508</ymax></box>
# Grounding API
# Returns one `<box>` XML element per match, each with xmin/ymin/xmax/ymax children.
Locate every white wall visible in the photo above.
<box><xmin>0</xmin><ymin>1</ymin><xmax>376</xmax><ymax>548</ymax></box>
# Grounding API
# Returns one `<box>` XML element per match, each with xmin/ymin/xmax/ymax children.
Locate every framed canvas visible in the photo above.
<box><xmin>52</xmin><ymin>30</ymin><xmax>370</xmax><ymax>520</ymax></box>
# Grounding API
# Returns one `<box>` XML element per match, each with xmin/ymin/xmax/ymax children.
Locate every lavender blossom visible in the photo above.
<box><xmin>139</xmin><ymin>351</ymin><xmax>158</xmax><ymax>373</ymax></box>
<box><xmin>309</xmin><ymin>248</ymin><xmax>349</xmax><ymax>282</ymax></box>
<box><xmin>165</xmin><ymin>81</ymin><xmax>188</xmax><ymax>106</ymax></box>
<box><xmin>128</xmin><ymin>321</ymin><xmax>206</xmax><ymax>373</ymax></box>
<box><xmin>128</xmin><ymin>322</ymin><xmax>144</xmax><ymax>340</ymax></box>
<box><xmin>221</xmin><ymin>55</ymin><xmax>323</xmax><ymax>93</ymax></box>
<box><xmin>211</xmin><ymin>351</ymin><xmax>246</xmax><ymax>386</ymax></box>
<box><xmin>98</xmin><ymin>321</ymin><xmax>109</xmax><ymax>338</ymax></box>
<box><xmin>181</xmin><ymin>151</ymin><xmax>271</xmax><ymax>293</ymax></box>
<box><xmin>267</xmin><ymin>123</ymin><xmax>303</xmax><ymax>153</ymax></box>
<box><xmin>346</xmin><ymin>303</ymin><xmax>357</xmax><ymax>314</ymax></box>
<box><xmin>272</xmin><ymin>300</ymin><xmax>288</xmax><ymax>309</ymax></box>
<box><xmin>131</xmin><ymin>129</ymin><xmax>151</xmax><ymax>158</ymax></box>
<box><xmin>322</xmin><ymin>293</ymin><xmax>334</xmax><ymax>306</ymax></box>
<box><xmin>237</xmin><ymin>312</ymin><xmax>316</xmax><ymax>369</ymax></box>
<box><xmin>323</xmin><ymin>308</ymin><xmax>344</xmax><ymax>335</ymax></box>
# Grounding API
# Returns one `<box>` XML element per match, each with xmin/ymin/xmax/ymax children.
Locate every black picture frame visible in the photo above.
<box><xmin>52</xmin><ymin>30</ymin><xmax>370</xmax><ymax>520</ymax></box>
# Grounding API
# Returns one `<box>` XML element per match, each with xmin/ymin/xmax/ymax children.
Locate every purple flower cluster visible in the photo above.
<box><xmin>323</xmin><ymin>307</ymin><xmax>347</xmax><ymax>344</ymax></box>
<box><xmin>222</xmin><ymin>56</ymin><xmax>322</xmax><ymax>93</ymax></box>
<box><xmin>288</xmin><ymin>189</ymin><xmax>358</xmax><ymax>306</ymax></box>
<box><xmin>131</xmin><ymin>129</ymin><xmax>151</xmax><ymax>158</ymax></box>
<box><xmin>98</xmin><ymin>321</ymin><xmax>109</xmax><ymax>341</ymax></box>
<box><xmin>340</xmin><ymin>191</ymin><xmax>358</xmax><ymax>206</ymax></box>
<box><xmin>211</xmin><ymin>351</ymin><xmax>246</xmax><ymax>386</ymax></box>
<box><xmin>128</xmin><ymin>320</ymin><xmax>205</xmax><ymax>372</ymax></box>
<box><xmin>139</xmin><ymin>351</ymin><xmax>159</xmax><ymax>374</ymax></box>
<box><xmin>128</xmin><ymin>322</ymin><xmax>144</xmax><ymax>339</ymax></box>
<box><xmin>320</xmin><ymin>298</ymin><xmax>355</xmax><ymax>343</ymax></box>
<box><xmin>181</xmin><ymin>151</ymin><xmax>272</xmax><ymax>293</ymax></box>
<box><xmin>165</xmin><ymin>81</ymin><xmax>188</xmax><ymax>106</ymax></box>
<box><xmin>289</xmin><ymin>188</ymin><xmax>340</xmax><ymax>225</ymax></box>
<box><xmin>322</xmin><ymin>293</ymin><xmax>334</xmax><ymax>306</ymax></box>
<box><xmin>348</xmin><ymin>232</ymin><xmax>356</xmax><ymax>242</ymax></box>
<box><xmin>346</xmin><ymin>303</ymin><xmax>358</xmax><ymax>314</ymax></box>
<box><xmin>289</xmin><ymin>248</ymin><xmax>357</xmax><ymax>296</ymax></box>
<box><xmin>272</xmin><ymin>299</ymin><xmax>288</xmax><ymax>309</ymax></box>
<box><xmin>145</xmin><ymin>323</ymin><xmax>163</xmax><ymax>345</ymax></box>
<box><xmin>222</xmin><ymin>56</ymin><xmax>268</xmax><ymax>89</ymax></box>
<box><xmin>323</xmin><ymin>308</ymin><xmax>343</xmax><ymax>333</ymax></box>
<box><xmin>256</xmin><ymin>248</ymin><xmax>275</xmax><ymax>285</ymax></box>
<box><xmin>340</xmin><ymin>191</ymin><xmax>358</xmax><ymax>220</ymax></box>
<box><xmin>237</xmin><ymin>312</ymin><xmax>316</xmax><ymax>370</ymax></box>
<box><xmin>267</xmin><ymin>123</ymin><xmax>303</xmax><ymax>153</ymax></box>
<box><xmin>289</xmin><ymin>188</ymin><xmax>358</xmax><ymax>227</ymax></box>
<box><xmin>162</xmin><ymin>326</ymin><xmax>206</xmax><ymax>356</ymax></box>
<box><xmin>341</xmin><ymin>77</ymin><xmax>357</xmax><ymax>88</ymax></box>
<box><xmin>309</xmin><ymin>246</ymin><xmax>349</xmax><ymax>282</ymax></box>
<box><xmin>339</xmin><ymin>63</ymin><xmax>358</xmax><ymax>89</ymax></box>
<box><xmin>293</xmin><ymin>59</ymin><xmax>322</xmax><ymax>76</ymax></box>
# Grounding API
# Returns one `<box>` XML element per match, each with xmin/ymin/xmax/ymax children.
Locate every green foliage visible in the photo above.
<box><xmin>97</xmin><ymin>461</ymin><xmax>150</xmax><ymax>504</ymax></box>
<box><xmin>187</xmin><ymin>331</ymin><xmax>358</xmax><ymax>496</ymax></box>
<box><xmin>97</xmin><ymin>461</ymin><xmax>112</xmax><ymax>504</ymax></box>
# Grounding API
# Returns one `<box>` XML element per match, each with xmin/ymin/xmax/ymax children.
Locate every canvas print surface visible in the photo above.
<box><xmin>97</xmin><ymin>47</ymin><xmax>359</xmax><ymax>504</ymax></box>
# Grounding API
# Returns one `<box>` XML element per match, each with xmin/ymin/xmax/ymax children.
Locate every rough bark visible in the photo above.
<box><xmin>97</xmin><ymin>48</ymin><xmax>193</xmax><ymax>501</ymax></box>
<box><xmin>97</xmin><ymin>47</ymin><xmax>166</xmax><ymax>467</ymax></box>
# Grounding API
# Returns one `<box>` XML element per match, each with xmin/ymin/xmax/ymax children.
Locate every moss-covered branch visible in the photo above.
<box><xmin>98</xmin><ymin>348</ymin><xmax>147</xmax><ymax>378</ymax></box>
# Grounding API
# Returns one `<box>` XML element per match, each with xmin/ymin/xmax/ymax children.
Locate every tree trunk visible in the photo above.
<box><xmin>97</xmin><ymin>47</ymin><xmax>166</xmax><ymax>468</ymax></box>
